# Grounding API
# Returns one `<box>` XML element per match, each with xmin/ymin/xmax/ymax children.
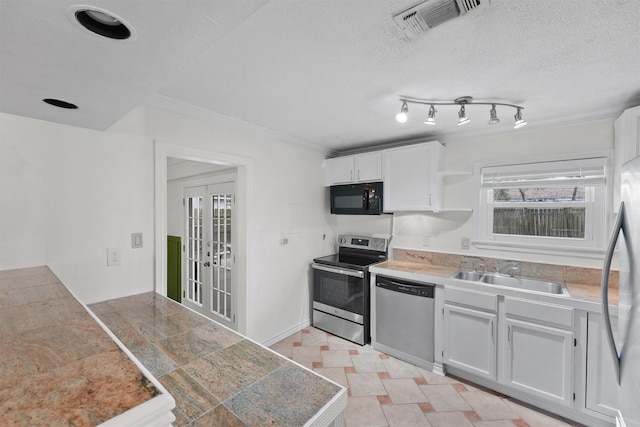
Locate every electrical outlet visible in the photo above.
<box><xmin>422</xmin><ymin>236</ymin><xmax>430</xmax><ymax>246</ymax></box>
<box><xmin>107</xmin><ymin>247</ymin><xmax>121</xmax><ymax>266</ymax></box>
<box><xmin>461</xmin><ymin>237</ymin><xmax>470</xmax><ymax>250</ymax></box>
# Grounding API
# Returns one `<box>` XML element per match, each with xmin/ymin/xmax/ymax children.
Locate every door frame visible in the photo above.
<box><xmin>154</xmin><ymin>141</ymin><xmax>253</xmax><ymax>335</ymax></box>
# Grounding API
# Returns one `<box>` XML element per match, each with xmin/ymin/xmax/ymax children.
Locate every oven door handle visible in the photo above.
<box><xmin>312</xmin><ymin>263</ymin><xmax>364</xmax><ymax>278</ymax></box>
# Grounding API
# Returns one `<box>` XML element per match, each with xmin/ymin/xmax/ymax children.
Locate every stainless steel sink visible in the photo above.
<box><xmin>451</xmin><ymin>270</ymin><xmax>485</xmax><ymax>281</ymax></box>
<box><xmin>450</xmin><ymin>270</ymin><xmax>570</xmax><ymax>296</ymax></box>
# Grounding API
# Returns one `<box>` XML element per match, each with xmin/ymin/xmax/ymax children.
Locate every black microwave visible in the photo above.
<box><xmin>330</xmin><ymin>182</ymin><xmax>383</xmax><ymax>215</ymax></box>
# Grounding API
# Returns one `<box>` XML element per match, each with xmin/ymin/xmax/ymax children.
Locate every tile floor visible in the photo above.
<box><xmin>269</xmin><ymin>327</ymin><xmax>583</xmax><ymax>427</ymax></box>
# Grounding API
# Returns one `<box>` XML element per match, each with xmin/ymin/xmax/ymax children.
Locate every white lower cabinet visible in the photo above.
<box><xmin>503</xmin><ymin>317</ymin><xmax>574</xmax><ymax>406</ymax></box>
<box><xmin>501</xmin><ymin>297</ymin><xmax>575</xmax><ymax>407</ymax></box>
<box><xmin>585</xmin><ymin>312</ymin><xmax>619</xmax><ymax>418</ymax></box>
<box><xmin>444</xmin><ymin>305</ymin><xmax>497</xmax><ymax>380</ymax></box>
<box><xmin>443</xmin><ymin>287</ymin><xmax>498</xmax><ymax>381</ymax></box>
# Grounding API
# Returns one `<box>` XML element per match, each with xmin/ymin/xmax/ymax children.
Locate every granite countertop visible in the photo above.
<box><xmin>372</xmin><ymin>259</ymin><xmax>618</xmax><ymax>307</ymax></box>
<box><xmin>90</xmin><ymin>292</ymin><xmax>347</xmax><ymax>426</ymax></box>
<box><xmin>0</xmin><ymin>266</ymin><xmax>173</xmax><ymax>426</ymax></box>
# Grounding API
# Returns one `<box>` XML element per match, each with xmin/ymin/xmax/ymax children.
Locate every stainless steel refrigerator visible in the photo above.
<box><xmin>601</xmin><ymin>155</ymin><xmax>640</xmax><ymax>427</ymax></box>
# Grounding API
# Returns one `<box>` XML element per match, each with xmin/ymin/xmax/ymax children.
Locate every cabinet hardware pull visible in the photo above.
<box><xmin>357</xmin><ymin>170</ymin><xmax>360</xmax><ymax>180</ymax></box>
<box><xmin>491</xmin><ymin>320</ymin><xmax>494</xmax><ymax>340</ymax></box>
<box><xmin>508</xmin><ymin>325</ymin><xmax>511</xmax><ymax>344</ymax></box>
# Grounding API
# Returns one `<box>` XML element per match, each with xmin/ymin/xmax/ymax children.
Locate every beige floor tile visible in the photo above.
<box><xmin>425</xmin><ymin>411</ymin><xmax>475</xmax><ymax>427</ymax></box>
<box><xmin>314</xmin><ymin>367</ymin><xmax>349</xmax><ymax>388</ymax></box>
<box><xmin>352</xmin><ymin>354</ymin><xmax>386</xmax><ymax>372</ymax></box>
<box><xmin>268</xmin><ymin>341</ymin><xmax>293</xmax><ymax>359</ymax></box>
<box><xmin>348</xmin><ymin>372</ymin><xmax>387</xmax><ymax>396</ymax></box>
<box><xmin>382</xmin><ymin>378</ymin><xmax>429</xmax><ymax>404</ymax></box>
<box><xmin>321</xmin><ymin>349</ymin><xmax>354</xmax><ymax>368</ymax></box>
<box><xmin>302</xmin><ymin>330</ymin><xmax>329</xmax><ymax>347</ymax></box>
<box><xmin>382</xmin><ymin>357</ymin><xmax>422</xmax><ymax>378</ymax></box>
<box><xmin>382</xmin><ymin>403</ymin><xmax>431</xmax><ymax>427</ymax></box>
<box><xmin>292</xmin><ymin>346</ymin><xmax>322</xmax><ymax>363</ymax></box>
<box><xmin>327</xmin><ymin>335</ymin><xmax>361</xmax><ymax>350</ymax></box>
<box><xmin>503</xmin><ymin>398</ymin><xmax>574</xmax><ymax>426</ymax></box>
<box><xmin>418</xmin><ymin>367</ymin><xmax>457</xmax><ymax>384</ymax></box>
<box><xmin>474</xmin><ymin>421</ymin><xmax>520</xmax><ymax>427</ymax></box>
<box><xmin>420</xmin><ymin>384</ymin><xmax>473</xmax><ymax>412</ymax></box>
<box><xmin>461</xmin><ymin>391</ymin><xmax>520</xmax><ymax>421</ymax></box>
<box><xmin>345</xmin><ymin>396</ymin><xmax>388</xmax><ymax>427</ymax></box>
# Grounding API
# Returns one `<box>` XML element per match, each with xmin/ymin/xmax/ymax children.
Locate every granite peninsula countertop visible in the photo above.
<box><xmin>89</xmin><ymin>292</ymin><xmax>347</xmax><ymax>426</ymax></box>
<box><xmin>1</xmin><ymin>266</ymin><xmax>346</xmax><ymax>426</ymax></box>
<box><xmin>0</xmin><ymin>266</ymin><xmax>174</xmax><ymax>427</ymax></box>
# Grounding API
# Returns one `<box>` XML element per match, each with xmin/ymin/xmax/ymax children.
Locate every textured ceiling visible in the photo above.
<box><xmin>1</xmin><ymin>0</ymin><xmax>639</xmax><ymax>154</ymax></box>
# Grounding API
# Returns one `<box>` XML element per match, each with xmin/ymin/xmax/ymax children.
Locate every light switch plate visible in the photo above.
<box><xmin>131</xmin><ymin>233</ymin><xmax>143</xmax><ymax>249</ymax></box>
<box><xmin>107</xmin><ymin>247</ymin><xmax>121</xmax><ymax>266</ymax></box>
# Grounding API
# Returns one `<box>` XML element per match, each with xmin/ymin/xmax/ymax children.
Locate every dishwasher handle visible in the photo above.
<box><xmin>376</xmin><ymin>275</ymin><xmax>434</xmax><ymax>298</ymax></box>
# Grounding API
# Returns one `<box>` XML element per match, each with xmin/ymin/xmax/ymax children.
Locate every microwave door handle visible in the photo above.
<box><xmin>363</xmin><ymin>189</ymin><xmax>370</xmax><ymax>211</ymax></box>
<box><xmin>601</xmin><ymin>201</ymin><xmax>625</xmax><ymax>384</ymax></box>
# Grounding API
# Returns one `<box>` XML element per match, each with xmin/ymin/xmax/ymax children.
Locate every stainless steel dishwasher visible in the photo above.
<box><xmin>373</xmin><ymin>275</ymin><xmax>435</xmax><ymax>370</ymax></box>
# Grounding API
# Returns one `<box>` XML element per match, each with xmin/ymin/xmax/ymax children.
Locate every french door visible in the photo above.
<box><xmin>183</xmin><ymin>182</ymin><xmax>236</xmax><ymax>329</ymax></box>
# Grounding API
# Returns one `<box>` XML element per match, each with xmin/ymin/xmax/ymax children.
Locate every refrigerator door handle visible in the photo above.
<box><xmin>601</xmin><ymin>201</ymin><xmax>626</xmax><ymax>384</ymax></box>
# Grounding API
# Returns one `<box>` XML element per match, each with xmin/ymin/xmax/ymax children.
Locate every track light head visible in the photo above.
<box><xmin>457</xmin><ymin>104</ymin><xmax>470</xmax><ymax>126</ymax></box>
<box><xmin>396</xmin><ymin>102</ymin><xmax>408</xmax><ymax>123</ymax></box>
<box><xmin>488</xmin><ymin>104</ymin><xmax>500</xmax><ymax>124</ymax></box>
<box><xmin>424</xmin><ymin>105</ymin><xmax>437</xmax><ymax>125</ymax></box>
<box><xmin>514</xmin><ymin>107</ymin><xmax>527</xmax><ymax>129</ymax></box>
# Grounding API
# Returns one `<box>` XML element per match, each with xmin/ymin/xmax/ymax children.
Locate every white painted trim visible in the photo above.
<box><xmin>154</xmin><ymin>140</ymin><xmax>253</xmax><ymax>336</ymax></box>
<box><xmin>261</xmin><ymin>318</ymin><xmax>311</xmax><ymax>347</ymax></box>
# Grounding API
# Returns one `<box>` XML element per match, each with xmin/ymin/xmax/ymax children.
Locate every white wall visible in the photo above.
<box><xmin>145</xmin><ymin>106</ymin><xmax>336</xmax><ymax>342</ymax></box>
<box><xmin>0</xmin><ymin>114</ymin><xmax>48</xmax><ymax>269</ymax></box>
<box><xmin>342</xmin><ymin>120</ymin><xmax>615</xmax><ymax>269</ymax></box>
<box><xmin>0</xmin><ymin>105</ymin><xmax>335</xmax><ymax>345</ymax></box>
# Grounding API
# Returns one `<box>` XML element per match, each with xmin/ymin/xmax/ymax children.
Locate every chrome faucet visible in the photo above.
<box><xmin>497</xmin><ymin>261</ymin><xmax>519</xmax><ymax>277</ymax></box>
<box><xmin>472</xmin><ymin>260</ymin><xmax>487</xmax><ymax>274</ymax></box>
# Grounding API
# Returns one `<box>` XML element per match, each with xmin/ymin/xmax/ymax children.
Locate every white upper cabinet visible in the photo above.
<box><xmin>613</xmin><ymin>105</ymin><xmax>640</xmax><ymax>210</ymax></box>
<box><xmin>324</xmin><ymin>152</ymin><xmax>383</xmax><ymax>186</ymax></box>
<box><xmin>383</xmin><ymin>141</ymin><xmax>443</xmax><ymax>212</ymax></box>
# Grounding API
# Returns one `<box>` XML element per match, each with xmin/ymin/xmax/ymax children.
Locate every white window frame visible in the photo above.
<box><xmin>472</xmin><ymin>151</ymin><xmax>612</xmax><ymax>257</ymax></box>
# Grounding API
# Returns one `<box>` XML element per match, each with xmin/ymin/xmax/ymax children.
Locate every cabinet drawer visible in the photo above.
<box><xmin>445</xmin><ymin>287</ymin><xmax>498</xmax><ymax>312</ymax></box>
<box><xmin>504</xmin><ymin>297</ymin><xmax>573</xmax><ymax>329</ymax></box>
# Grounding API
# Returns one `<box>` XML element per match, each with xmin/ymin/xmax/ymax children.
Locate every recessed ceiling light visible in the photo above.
<box><xmin>43</xmin><ymin>98</ymin><xmax>78</xmax><ymax>109</ymax></box>
<box><xmin>74</xmin><ymin>8</ymin><xmax>131</xmax><ymax>40</ymax></box>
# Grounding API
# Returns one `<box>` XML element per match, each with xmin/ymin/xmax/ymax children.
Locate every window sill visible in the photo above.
<box><xmin>472</xmin><ymin>240</ymin><xmax>605</xmax><ymax>259</ymax></box>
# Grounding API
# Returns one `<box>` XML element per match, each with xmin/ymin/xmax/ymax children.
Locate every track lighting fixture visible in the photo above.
<box><xmin>514</xmin><ymin>107</ymin><xmax>528</xmax><ymax>129</ymax></box>
<box><xmin>395</xmin><ymin>96</ymin><xmax>527</xmax><ymax>130</ymax></box>
<box><xmin>457</xmin><ymin>104</ymin><xmax>470</xmax><ymax>126</ymax></box>
<box><xmin>396</xmin><ymin>102</ymin><xmax>409</xmax><ymax>123</ymax></box>
<box><xmin>488</xmin><ymin>104</ymin><xmax>500</xmax><ymax>124</ymax></box>
<box><xmin>424</xmin><ymin>105</ymin><xmax>437</xmax><ymax>125</ymax></box>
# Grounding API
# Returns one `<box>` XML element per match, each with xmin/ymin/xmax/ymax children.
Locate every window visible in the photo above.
<box><xmin>474</xmin><ymin>155</ymin><xmax>609</xmax><ymax>256</ymax></box>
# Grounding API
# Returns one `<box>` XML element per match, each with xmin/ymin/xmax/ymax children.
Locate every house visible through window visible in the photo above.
<box><xmin>474</xmin><ymin>155</ymin><xmax>609</xmax><ymax>256</ymax></box>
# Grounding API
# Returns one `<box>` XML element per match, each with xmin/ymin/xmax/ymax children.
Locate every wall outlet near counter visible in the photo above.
<box><xmin>107</xmin><ymin>247</ymin><xmax>121</xmax><ymax>266</ymax></box>
<box><xmin>461</xmin><ymin>237</ymin><xmax>470</xmax><ymax>250</ymax></box>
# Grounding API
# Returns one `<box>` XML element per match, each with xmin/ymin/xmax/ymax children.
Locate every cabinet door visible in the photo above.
<box><xmin>354</xmin><ymin>152</ymin><xmax>382</xmax><ymax>182</ymax></box>
<box><xmin>585</xmin><ymin>312</ymin><xmax>619</xmax><ymax>417</ymax></box>
<box><xmin>383</xmin><ymin>142</ymin><xmax>442</xmax><ymax>212</ymax></box>
<box><xmin>324</xmin><ymin>156</ymin><xmax>354</xmax><ymax>186</ymax></box>
<box><xmin>444</xmin><ymin>304</ymin><xmax>497</xmax><ymax>381</ymax></box>
<box><xmin>503</xmin><ymin>318</ymin><xmax>573</xmax><ymax>406</ymax></box>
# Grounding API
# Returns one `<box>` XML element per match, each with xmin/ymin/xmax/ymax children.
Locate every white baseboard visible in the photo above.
<box><xmin>261</xmin><ymin>318</ymin><xmax>311</xmax><ymax>347</ymax></box>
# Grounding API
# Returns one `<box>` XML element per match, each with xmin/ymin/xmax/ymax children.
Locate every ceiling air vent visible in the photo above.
<box><xmin>393</xmin><ymin>0</ymin><xmax>486</xmax><ymax>38</ymax></box>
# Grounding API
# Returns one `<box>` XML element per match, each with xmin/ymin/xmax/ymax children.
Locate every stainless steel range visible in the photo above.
<box><xmin>311</xmin><ymin>235</ymin><xmax>388</xmax><ymax>345</ymax></box>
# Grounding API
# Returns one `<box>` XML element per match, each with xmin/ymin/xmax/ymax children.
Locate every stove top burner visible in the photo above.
<box><xmin>313</xmin><ymin>235</ymin><xmax>388</xmax><ymax>270</ymax></box>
